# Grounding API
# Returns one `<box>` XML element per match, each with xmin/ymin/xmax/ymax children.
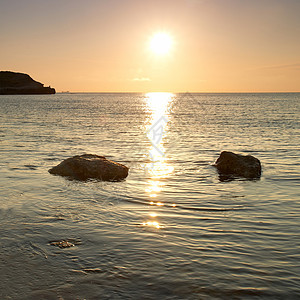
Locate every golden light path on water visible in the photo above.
<box><xmin>142</xmin><ymin>92</ymin><xmax>176</xmax><ymax>230</ymax></box>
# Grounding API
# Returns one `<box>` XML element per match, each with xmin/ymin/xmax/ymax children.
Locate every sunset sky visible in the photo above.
<box><xmin>1</xmin><ymin>0</ymin><xmax>299</xmax><ymax>92</ymax></box>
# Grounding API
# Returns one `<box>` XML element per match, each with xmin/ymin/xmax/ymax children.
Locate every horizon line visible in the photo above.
<box><xmin>56</xmin><ymin>91</ymin><xmax>300</xmax><ymax>94</ymax></box>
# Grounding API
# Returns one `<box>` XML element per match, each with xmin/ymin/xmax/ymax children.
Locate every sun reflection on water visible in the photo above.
<box><xmin>144</xmin><ymin>92</ymin><xmax>175</xmax><ymax>200</ymax></box>
<box><xmin>142</xmin><ymin>221</ymin><xmax>161</xmax><ymax>229</ymax></box>
<box><xmin>141</xmin><ymin>93</ymin><xmax>176</xmax><ymax>229</ymax></box>
<box><xmin>145</xmin><ymin>92</ymin><xmax>173</xmax><ymax>120</ymax></box>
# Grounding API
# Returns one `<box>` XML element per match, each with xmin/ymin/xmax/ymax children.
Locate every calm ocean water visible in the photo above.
<box><xmin>1</xmin><ymin>92</ymin><xmax>299</xmax><ymax>299</ymax></box>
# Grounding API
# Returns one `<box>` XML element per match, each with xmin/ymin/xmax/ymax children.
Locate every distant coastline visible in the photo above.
<box><xmin>0</xmin><ymin>71</ymin><xmax>55</xmax><ymax>95</ymax></box>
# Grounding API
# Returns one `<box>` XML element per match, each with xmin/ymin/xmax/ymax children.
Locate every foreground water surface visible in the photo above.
<box><xmin>1</xmin><ymin>93</ymin><xmax>299</xmax><ymax>299</ymax></box>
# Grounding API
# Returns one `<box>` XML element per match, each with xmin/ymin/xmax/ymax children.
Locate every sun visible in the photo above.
<box><xmin>150</xmin><ymin>32</ymin><xmax>173</xmax><ymax>55</ymax></box>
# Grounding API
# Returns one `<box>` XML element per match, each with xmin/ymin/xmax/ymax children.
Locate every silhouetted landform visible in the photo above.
<box><xmin>0</xmin><ymin>71</ymin><xmax>55</xmax><ymax>94</ymax></box>
<box><xmin>214</xmin><ymin>151</ymin><xmax>261</xmax><ymax>180</ymax></box>
<box><xmin>49</xmin><ymin>154</ymin><xmax>129</xmax><ymax>181</ymax></box>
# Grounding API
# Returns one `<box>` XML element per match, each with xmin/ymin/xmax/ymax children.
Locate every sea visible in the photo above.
<box><xmin>1</xmin><ymin>92</ymin><xmax>299</xmax><ymax>299</ymax></box>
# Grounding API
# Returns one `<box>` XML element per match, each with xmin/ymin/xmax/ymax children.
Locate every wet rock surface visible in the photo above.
<box><xmin>48</xmin><ymin>239</ymin><xmax>82</xmax><ymax>248</ymax></box>
<box><xmin>214</xmin><ymin>151</ymin><xmax>261</xmax><ymax>180</ymax></box>
<box><xmin>48</xmin><ymin>154</ymin><xmax>129</xmax><ymax>181</ymax></box>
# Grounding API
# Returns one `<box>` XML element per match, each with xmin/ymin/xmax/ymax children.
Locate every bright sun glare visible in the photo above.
<box><xmin>150</xmin><ymin>32</ymin><xmax>172</xmax><ymax>55</ymax></box>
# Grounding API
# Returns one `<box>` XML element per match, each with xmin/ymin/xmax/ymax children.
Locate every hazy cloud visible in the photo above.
<box><xmin>132</xmin><ymin>77</ymin><xmax>151</xmax><ymax>81</ymax></box>
<box><xmin>254</xmin><ymin>63</ymin><xmax>300</xmax><ymax>71</ymax></box>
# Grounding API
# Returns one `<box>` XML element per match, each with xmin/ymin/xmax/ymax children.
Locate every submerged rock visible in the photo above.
<box><xmin>48</xmin><ymin>154</ymin><xmax>129</xmax><ymax>181</ymax></box>
<box><xmin>49</xmin><ymin>239</ymin><xmax>82</xmax><ymax>248</ymax></box>
<box><xmin>214</xmin><ymin>151</ymin><xmax>261</xmax><ymax>179</ymax></box>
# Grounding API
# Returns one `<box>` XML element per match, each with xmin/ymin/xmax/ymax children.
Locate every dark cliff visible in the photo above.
<box><xmin>0</xmin><ymin>71</ymin><xmax>55</xmax><ymax>94</ymax></box>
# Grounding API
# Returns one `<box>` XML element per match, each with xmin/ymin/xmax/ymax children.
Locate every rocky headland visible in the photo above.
<box><xmin>0</xmin><ymin>71</ymin><xmax>55</xmax><ymax>94</ymax></box>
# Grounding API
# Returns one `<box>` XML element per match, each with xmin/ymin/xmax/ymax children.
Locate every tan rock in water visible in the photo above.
<box><xmin>214</xmin><ymin>151</ymin><xmax>261</xmax><ymax>179</ymax></box>
<box><xmin>49</xmin><ymin>154</ymin><xmax>129</xmax><ymax>181</ymax></box>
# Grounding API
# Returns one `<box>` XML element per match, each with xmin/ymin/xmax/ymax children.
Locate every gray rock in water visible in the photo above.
<box><xmin>49</xmin><ymin>154</ymin><xmax>129</xmax><ymax>181</ymax></box>
<box><xmin>214</xmin><ymin>151</ymin><xmax>261</xmax><ymax>179</ymax></box>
